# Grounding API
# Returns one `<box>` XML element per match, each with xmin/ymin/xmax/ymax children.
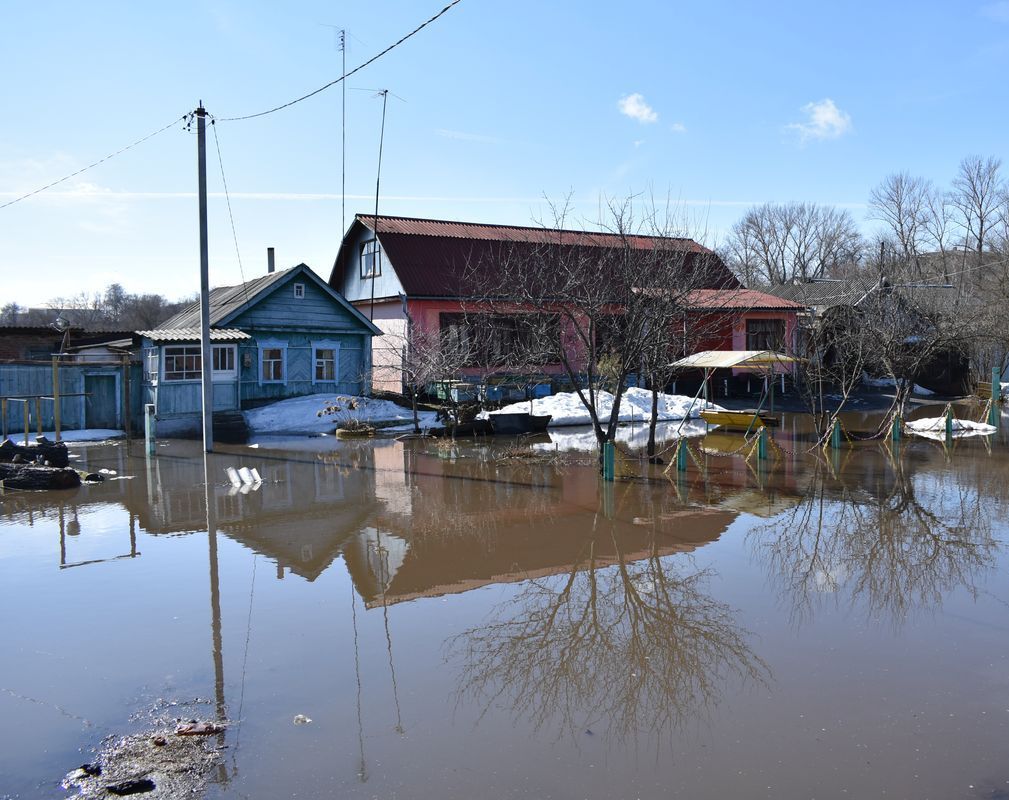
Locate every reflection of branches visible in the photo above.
<box><xmin>750</xmin><ymin>454</ymin><xmax>999</xmax><ymax>628</ymax></box>
<box><xmin>447</xmin><ymin>529</ymin><xmax>768</xmax><ymax>750</ymax></box>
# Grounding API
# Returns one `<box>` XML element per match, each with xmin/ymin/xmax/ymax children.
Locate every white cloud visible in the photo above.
<box><xmin>617</xmin><ymin>93</ymin><xmax>658</xmax><ymax>124</ymax></box>
<box><xmin>786</xmin><ymin>98</ymin><xmax>852</xmax><ymax>142</ymax></box>
<box><xmin>981</xmin><ymin>1</ymin><xmax>1009</xmax><ymax>21</ymax></box>
<box><xmin>670</xmin><ymin>122</ymin><xmax>687</xmax><ymax>134</ymax></box>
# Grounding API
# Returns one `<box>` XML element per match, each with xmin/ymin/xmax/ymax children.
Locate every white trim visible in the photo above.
<box><xmin>258</xmin><ymin>338</ymin><xmax>288</xmax><ymax>385</ymax></box>
<box><xmin>311</xmin><ymin>339</ymin><xmax>341</xmax><ymax>384</ymax></box>
<box><xmin>293</xmin><ymin>282</ymin><xmax>306</xmax><ymax>299</ymax></box>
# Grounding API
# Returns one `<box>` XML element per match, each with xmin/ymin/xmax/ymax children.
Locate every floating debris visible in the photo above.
<box><xmin>292</xmin><ymin>714</ymin><xmax>312</xmax><ymax>725</ymax></box>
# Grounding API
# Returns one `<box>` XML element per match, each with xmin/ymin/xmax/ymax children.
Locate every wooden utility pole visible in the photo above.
<box><xmin>196</xmin><ymin>103</ymin><xmax>214</xmax><ymax>452</ymax></box>
<box><xmin>369</xmin><ymin>89</ymin><xmax>389</xmax><ymax>322</ymax></box>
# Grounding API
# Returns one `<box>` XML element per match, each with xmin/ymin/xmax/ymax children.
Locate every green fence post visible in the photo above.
<box><xmin>676</xmin><ymin>439</ymin><xmax>688</xmax><ymax>472</ymax></box>
<box><xmin>602</xmin><ymin>441</ymin><xmax>615</xmax><ymax>482</ymax></box>
<box><xmin>830</xmin><ymin>419</ymin><xmax>841</xmax><ymax>450</ymax></box>
<box><xmin>891</xmin><ymin>414</ymin><xmax>901</xmax><ymax>443</ymax></box>
<box><xmin>758</xmin><ymin>426</ymin><xmax>769</xmax><ymax>460</ymax></box>
<box><xmin>945</xmin><ymin>406</ymin><xmax>953</xmax><ymax>445</ymax></box>
<box><xmin>991</xmin><ymin>366</ymin><xmax>1001</xmax><ymax>426</ymax></box>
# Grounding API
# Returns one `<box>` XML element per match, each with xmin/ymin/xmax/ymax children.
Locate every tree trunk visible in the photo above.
<box><xmin>647</xmin><ymin>379</ymin><xmax>659</xmax><ymax>457</ymax></box>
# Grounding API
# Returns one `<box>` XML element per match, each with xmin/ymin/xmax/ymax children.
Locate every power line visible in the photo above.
<box><xmin>209</xmin><ymin>118</ymin><xmax>252</xmax><ymax>309</ymax></box>
<box><xmin>0</xmin><ymin>115</ymin><xmax>187</xmax><ymax>211</ymax></box>
<box><xmin>217</xmin><ymin>0</ymin><xmax>462</xmax><ymax>123</ymax></box>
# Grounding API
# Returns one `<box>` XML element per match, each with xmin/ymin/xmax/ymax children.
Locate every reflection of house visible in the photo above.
<box><xmin>138</xmin><ymin>263</ymin><xmax>380</xmax><ymax>436</ymax></box>
<box><xmin>329</xmin><ymin>214</ymin><xmax>802</xmax><ymax>393</ymax></box>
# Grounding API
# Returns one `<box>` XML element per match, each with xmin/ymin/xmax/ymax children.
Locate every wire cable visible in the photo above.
<box><xmin>0</xmin><ymin>115</ymin><xmax>187</xmax><ymax>210</ymax></box>
<box><xmin>217</xmin><ymin>0</ymin><xmax>462</xmax><ymax>122</ymax></box>
<box><xmin>210</xmin><ymin>119</ymin><xmax>253</xmax><ymax>308</ymax></box>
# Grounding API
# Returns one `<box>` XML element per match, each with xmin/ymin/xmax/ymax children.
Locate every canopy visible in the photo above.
<box><xmin>669</xmin><ymin>350</ymin><xmax>799</xmax><ymax>370</ymax></box>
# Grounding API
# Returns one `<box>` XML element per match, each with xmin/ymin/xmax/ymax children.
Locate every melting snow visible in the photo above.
<box><xmin>490</xmin><ymin>388</ymin><xmax>722</xmax><ymax>428</ymax></box>
<box><xmin>245</xmin><ymin>394</ymin><xmax>438</xmax><ymax>435</ymax></box>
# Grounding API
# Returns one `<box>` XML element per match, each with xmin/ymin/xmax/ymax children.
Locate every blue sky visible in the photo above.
<box><xmin>3</xmin><ymin>0</ymin><xmax>1009</xmax><ymax>305</ymax></box>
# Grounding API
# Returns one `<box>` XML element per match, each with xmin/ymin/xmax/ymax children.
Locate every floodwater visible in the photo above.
<box><xmin>2</xmin><ymin>410</ymin><xmax>1009</xmax><ymax>799</ymax></box>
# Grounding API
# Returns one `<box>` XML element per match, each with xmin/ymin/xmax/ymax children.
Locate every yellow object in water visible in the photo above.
<box><xmin>699</xmin><ymin>410</ymin><xmax>776</xmax><ymax>431</ymax></box>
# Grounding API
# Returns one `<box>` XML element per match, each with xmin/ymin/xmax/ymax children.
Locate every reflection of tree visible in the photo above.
<box><xmin>751</xmin><ymin>453</ymin><xmax>999</xmax><ymax>627</ymax></box>
<box><xmin>448</xmin><ymin>524</ymin><xmax>768</xmax><ymax>748</ymax></box>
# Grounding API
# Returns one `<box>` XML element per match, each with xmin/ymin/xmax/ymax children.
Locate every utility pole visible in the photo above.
<box><xmin>340</xmin><ymin>29</ymin><xmax>347</xmax><ymax>238</ymax></box>
<box><xmin>196</xmin><ymin>103</ymin><xmax>214</xmax><ymax>452</ymax></box>
<box><xmin>370</xmin><ymin>89</ymin><xmax>389</xmax><ymax>322</ymax></box>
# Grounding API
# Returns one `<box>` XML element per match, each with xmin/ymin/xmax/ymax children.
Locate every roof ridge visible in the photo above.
<box><xmin>356</xmin><ymin>213</ymin><xmax>698</xmax><ymax>242</ymax></box>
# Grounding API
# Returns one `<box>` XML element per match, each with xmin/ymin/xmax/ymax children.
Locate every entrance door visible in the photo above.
<box><xmin>84</xmin><ymin>375</ymin><xmax>118</xmax><ymax>429</ymax></box>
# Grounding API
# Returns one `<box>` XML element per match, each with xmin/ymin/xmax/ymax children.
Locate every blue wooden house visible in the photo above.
<box><xmin>139</xmin><ymin>263</ymin><xmax>380</xmax><ymax>436</ymax></box>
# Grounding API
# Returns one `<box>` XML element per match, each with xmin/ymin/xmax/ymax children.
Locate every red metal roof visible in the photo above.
<box><xmin>359</xmin><ymin>215</ymin><xmax>714</xmax><ymax>253</ymax></box>
<box><xmin>685</xmin><ymin>289</ymin><xmax>806</xmax><ymax>311</ymax></box>
<box><xmin>332</xmin><ymin>215</ymin><xmax>738</xmax><ymax>298</ymax></box>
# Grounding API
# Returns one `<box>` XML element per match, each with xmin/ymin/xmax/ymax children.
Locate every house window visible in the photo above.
<box><xmin>440</xmin><ymin>313</ymin><xmax>559</xmax><ymax>367</ymax></box>
<box><xmin>163</xmin><ymin>344</ymin><xmax>237</xmax><ymax>381</ymax></box>
<box><xmin>163</xmin><ymin>345</ymin><xmax>202</xmax><ymax>381</ymax></box>
<box><xmin>293</xmin><ymin>283</ymin><xmax>305</xmax><ymax>299</ymax></box>
<box><xmin>261</xmin><ymin>346</ymin><xmax>286</xmax><ymax>383</ymax></box>
<box><xmin>312</xmin><ymin>341</ymin><xmax>340</xmax><ymax>383</ymax></box>
<box><xmin>145</xmin><ymin>349</ymin><xmax>160</xmax><ymax>384</ymax></box>
<box><xmin>746</xmin><ymin>319</ymin><xmax>786</xmax><ymax>351</ymax></box>
<box><xmin>360</xmin><ymin>239</ymin><xmax>382</xmax><ymax>279</ymax></box>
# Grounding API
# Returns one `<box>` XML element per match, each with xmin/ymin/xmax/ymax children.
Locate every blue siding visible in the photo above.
<box><xmin>229</xmin><ymin>276</ymin><xmax>365</xmax><ymax>332</ymax></box>
<box><xmin>0</xmin><ymin>363</ymin><xmax>126</xmax><ymax>433</ymax></box>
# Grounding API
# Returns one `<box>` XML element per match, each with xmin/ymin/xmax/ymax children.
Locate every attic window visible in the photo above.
<box><xmin>293</xmin><ymin>283</ymin><xmax>305</xmax><ymax>299</ymax></box>
<box><xmin>360</xmin><ymin>239</ymin><xmax>382</xmax><ymax>279</ymax></box>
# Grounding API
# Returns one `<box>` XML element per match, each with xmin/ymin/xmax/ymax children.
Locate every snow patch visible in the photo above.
<box><xmin>532</xmin><ymin>419</ymin><xmax>709</xmax><ymax>453</ymax></box>
<box><xmin>862</xmin><ymin>373</ymin><xmax>934</xmax><ymax>396</ymax></box>
<box><xmin>905</xmin><ymin>416</ymin><xmax>996</xmax><ymax>439</ymax></box>
<box><xmin>490</xmin><ymin>388</ymin><xmax>722</xmax><ymax>428</ymax></box>
<box><xmin>245</xmin><ymin>394</ymin><xmax>438</xmax><ymax>435</ymax></box>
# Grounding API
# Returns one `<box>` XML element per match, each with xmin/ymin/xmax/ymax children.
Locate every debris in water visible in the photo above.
<box><xmin>80</xmin><ymin>762</ymin><xmax>102</xmax><ymax>776</ymax></box>
<box><xmin>175</xmin><ymin>720</ymin><xmax>225</xmax><ymax>736</ymax></box>
<box><xmin>105</xmin><ymin>777</ymin><xmax>156</xmax><ymax>795</ymax></box>
<box><xmin>293</xmin><ymin>714</ymin><xmax>312</xmax><ymax>725</ymax></box>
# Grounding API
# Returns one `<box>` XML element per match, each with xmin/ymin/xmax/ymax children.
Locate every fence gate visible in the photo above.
<box><xmin>84</xmin><ymin>374</ymin><xmax>118</xmax><ymax>429</ymax></box>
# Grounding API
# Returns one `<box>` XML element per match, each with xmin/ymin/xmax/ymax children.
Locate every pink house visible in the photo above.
<box><xmin>329</xmin><ymin>214</ymin><xmax>803</xmax><ymax>393</ymax></box>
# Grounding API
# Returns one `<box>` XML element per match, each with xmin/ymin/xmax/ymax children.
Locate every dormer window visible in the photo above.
<box><xmin>293</xmin><ymin>282</ymin><xmax>305</xmax><ymax>299</ymax></box>
<box><xmin>360</xmin><ymin>239</ymin><xmax>382</xmax><ymax>279</ymax></box>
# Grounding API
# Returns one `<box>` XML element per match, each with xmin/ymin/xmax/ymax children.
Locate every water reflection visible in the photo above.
<box><xmin>447</xmin><ymin>483</ymin><xmax>770</xmax><ymax>749</ymax></box>
<box><xmin>748</xmin><ymin>443</ymin><xmax>1002</xmax><ymax>626</ymax></box>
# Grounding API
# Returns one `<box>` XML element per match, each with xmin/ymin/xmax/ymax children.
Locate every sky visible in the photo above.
<box><xmin>3</xmin><ymin>0</ymin><xmax>1009</xmax><ymax>307</ymax></box>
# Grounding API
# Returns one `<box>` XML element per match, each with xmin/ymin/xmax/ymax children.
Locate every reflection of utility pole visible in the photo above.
<box><xmin>204</xmin><ymin>452</ymin><xmax>228</xmax><ymax>784</ymax></box>
<box><xmin>375</xmin><ymin>529</ymin><xmax>404</xmax><ymax>735</ymax></box>
<box><xmin>350</xmin><ymin>582</ymin><xmax>368</xmax><ymax>782</ymax></box>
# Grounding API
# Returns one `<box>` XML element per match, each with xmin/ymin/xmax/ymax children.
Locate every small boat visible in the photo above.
<box><xmin>699</xmin><ymin>409</ymin><xmax>778</xmax><ymax>431</ymax></box>
<box><xmin>429</xmin><ymin>419</ymin><xmax>494</xmax><ymax>438</ymax></box>
<box><xmin>489</xmin><ymin>412</ymin><xmax>552</xmax><ymax>435</ymax></box>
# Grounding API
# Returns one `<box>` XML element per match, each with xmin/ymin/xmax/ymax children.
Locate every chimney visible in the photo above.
<box><xmin>267</xmin><ymin>247</ymin><xmax>275</xmax><ymax>274</ymax></box>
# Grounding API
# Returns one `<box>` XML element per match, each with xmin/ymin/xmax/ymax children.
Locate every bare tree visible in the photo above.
<box><xmin>462</xmin><ymin>197</ymin><xmax>731</xmax><ymax>448</ymax></box>
<box><xmin>951</xmin><ymin>154</ymin><xmax>1004</xmax><ymax>267</ymax></box>
<box><xmin>722</xmin><ymin>202</ymin><xmax>864</xmax><ymax>285</ymax></box>
<box><xmin>868</xmin><ymin>172</ymin><xmax>930</xmax><ymax>271</ymax></box>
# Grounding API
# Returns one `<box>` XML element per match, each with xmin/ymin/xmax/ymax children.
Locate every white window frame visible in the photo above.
<box><xmin>360</xmin><ymin>239</ymin><xmax>382</xmax><ymax>279</ymax></box>
<box><xmin>161</xmin><ymin>344</ymin><xmax>202</xmax><ymax>382</ymax></box>
<box><xmin>293</xmin><ymin>282</ymin><xmax>306</xmax><ymax>299</ymax></box>
<box><xmin>258</xmin><ymin>339</ymin><xmax>288</xmax><ymax>385</ymax></box>
<box><xmin>311</xmin><ymin>339</ymin><xmax>341</xmax><ymax>384</ymax></box>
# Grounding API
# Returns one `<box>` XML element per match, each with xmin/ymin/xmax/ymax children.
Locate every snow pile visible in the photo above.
<box><xmin>245</xmin><ymin>394</ymin><xmax>438</xmax><ymax>435</ymax></box>
<box><xmin>532</xmin><ymin>419</ymin><xmax>709</xmax><ymax>453</ymax></box>
<box><xmin>38</xmin><ymin>429</ymin><xmax>125</xmax><ymax>443</ymax></box>
<box><xmin>905</xmin><ymin>415</ymin><xmax>996</xmax><ymax>439</ymax></box>
<box><xmin>490</xmin><ymin>388</ymin><xmax>722</xmax><ymax>428</ymax></box>
<box><xmin>862</xmin><ymin>373</ymin><xmax>934</xmax><ymax>396</ymax></box>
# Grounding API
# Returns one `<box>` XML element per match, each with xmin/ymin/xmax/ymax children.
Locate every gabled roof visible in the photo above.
<box><xmin>762</xmin><ymin>277</ymin><xmax>878</xmax><ymax>307</ymax></box>
<box><xmin>684</xmin><ymin>288</ymin><xmax>806</xmax><ymax>311</ymax></box>
<box><xmin>159</xmin><ymin>263</ymin><xmax>381</xmax><ymax>335</ymax></box>
<box><xmin>331</xmin><ymin>214</ymin><xmax>739</xmax><ymax>298</ymax></box>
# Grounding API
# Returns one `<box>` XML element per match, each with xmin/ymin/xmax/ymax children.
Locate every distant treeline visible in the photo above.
<box><xmin>1</xmin><ymin>283</ymin><xmax>196</xmax><ymax>331</ymax></box>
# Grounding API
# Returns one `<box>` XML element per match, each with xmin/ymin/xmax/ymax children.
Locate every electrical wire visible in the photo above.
<box><xmin>210</xmin><ymin>119</ymin><xmax>253</xmax><ymax>308</ymax></box>
<box><xmin>217</xmin><ymin>0</ymin><xmax>462</xmax><ymax>122</ymax></box>
<box><xmin>0</xmin><ymin>115</ymin><xmax>187</xmax><ymax>211</ymax></box>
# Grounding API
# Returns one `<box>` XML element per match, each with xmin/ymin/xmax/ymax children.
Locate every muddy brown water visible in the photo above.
<box><xmin>2</xmin><ymin>409</ymin><xmax>1009</xmax><ymax>799</ymax></box>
